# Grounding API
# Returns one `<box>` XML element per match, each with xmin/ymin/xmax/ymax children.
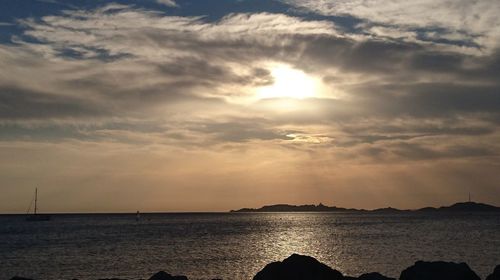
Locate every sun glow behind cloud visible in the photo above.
<box><xmin>256</xmin><ymin>65</ymin><xmax>320</xmax><ymax>100</ymax></box>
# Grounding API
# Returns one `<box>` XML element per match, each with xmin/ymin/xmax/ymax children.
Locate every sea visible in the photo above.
<box><xmin>1</xmin><ymin>212</ymin><xmax>500</xmax><ymax>280</ymax></box>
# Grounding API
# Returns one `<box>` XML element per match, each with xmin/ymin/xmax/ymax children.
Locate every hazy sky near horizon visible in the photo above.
<box><xmin>1</xmin><ymin>0</ymin><xmax>500</xmax><ymax>213</ymax></box>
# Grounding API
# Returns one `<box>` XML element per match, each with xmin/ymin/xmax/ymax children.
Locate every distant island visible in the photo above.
<box><xmin>230</xmin><ymin>201</ymin><xmax>500</xmax><ymax>213</ymax></box>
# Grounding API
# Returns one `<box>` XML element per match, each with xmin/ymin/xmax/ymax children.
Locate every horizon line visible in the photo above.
<box><xmin>2</xmin><ymin>200</ymin><xmax>497</xmax><ymax>215</ymax></box>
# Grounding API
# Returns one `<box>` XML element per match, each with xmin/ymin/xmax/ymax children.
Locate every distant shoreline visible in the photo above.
<box><xmin>1</xmin><ymin>201</ymin><xmax>500</xmax><ymax>215</ymax></box>
<box><xmin>230</xmin><ymin>201</ymin><xmax>500</xmax><ymax>213</ymax></box>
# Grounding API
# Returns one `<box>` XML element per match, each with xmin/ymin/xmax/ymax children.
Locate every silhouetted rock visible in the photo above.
<box><xmin>9</xmin><ymin>257</ymin><xmax>498</xmax><ymax>280</ymax></box>
<box><xmin>231</xmin><ymin>201</ymin><xmax>500</xmax><ymax>213</ymax></box>
<box><xmin>370</xmin><ymin>207</ymin><xmax>406</xmax><ymax>214</ymax></box>
<box><xmin>148</xmin><ymin>271</ymin><xmax>188</xmax><ymax>280</ymax></box>
<box><xmin>486</xmin><ymin>265</ymin><xmax>500</xmax><ymax>280</ymax></box>
<box><xmin>400</xmin><ymin>261</ymin><xmax>480</xmax><ymax>280</ymax></box>
<box><xmin>435</xmin><ymin>202</ymin><xmax>500</xmax><ymax>212</ymax></box>
<box><xmin>357</xmin><ymin>272</ymin><xmax>395</xmax><ymax>280</ymax></box>
<box><xmin>232</xmin><ymin>203</ymin><xmax>354</xmax><ymax>212</ymax></box>
<box><xmin>253</xmin><ymin>254</ymin><xmax>344</xmax><ymax>280</ymax></box>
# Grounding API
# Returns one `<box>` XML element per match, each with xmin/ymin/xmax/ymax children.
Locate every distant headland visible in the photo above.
<box><xmin>230</xmin><ymin>201</ymin><xmax>500</xmax><ymax>213</ymax></box>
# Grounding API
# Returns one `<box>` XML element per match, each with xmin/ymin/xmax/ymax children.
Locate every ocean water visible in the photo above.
<box><xmin>1</xmin><ymin>212</ymin><xmax>500</xmax><ymax>280</ymax></box>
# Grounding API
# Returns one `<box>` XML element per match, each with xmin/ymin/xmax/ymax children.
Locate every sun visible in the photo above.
<box><xmin>257</xmin><ymin>65</ymin><xmax>319</xmax><ymax>100</ymax></box>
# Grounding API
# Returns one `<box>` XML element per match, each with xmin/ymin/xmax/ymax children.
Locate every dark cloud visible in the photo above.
<box><xmin>350</xmin><ymin>83</ymin><xmax>500</xmax><ymax>118</ymax></box>
<box><xmin>409</xmin><ymin>51</ymin><xmax>464</xmax><ymax>72</ymax></box>
<box><xmin>390</xmin><ymin>142</ymin><xmax>495</xmax><ymax>161</ymax></box>
<box><xmin>156</xmin><ymin>58</ymin><xmax>273</xmax><ymax>87</ymax></box>
<box><xmin>190</xmin><ymin>119</ymin><xmax>290</xmax><ymax>143</ymax></box>
<box><xmin>0</xmin><ymin>86</ymin><xmax>105</xmax><ymax>119</ymax></box>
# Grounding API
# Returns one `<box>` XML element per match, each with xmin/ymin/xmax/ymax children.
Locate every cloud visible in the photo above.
<box><xmin>156</xmin><ymin>0</ymin><xmax>178</xmax><ymax>7</ymax></box>
<box><xmin>190</xmin><ymin>119</ymin><xmax>291</xmax><ymax>143</ymax></box>
<box><xmin>0</xmin><ymin>86</ymin><xmax>105</xmax><ymax>119</ymax></box>
<box><xmin>16</xmin><ymin>5</ymin><xmax>338</xmax><ymax>60</ymax></box>
<box><xmin>281</xmin><ymin>0</ymin><xmax>500</xmax><ymax>53</ymax></box>
<box><xmin>2</xmin><ymin>3</ymin><xmax>500</xmax><ymax>211</ymax></box>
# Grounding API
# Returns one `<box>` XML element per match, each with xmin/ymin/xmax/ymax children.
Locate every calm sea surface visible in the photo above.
<box><xmin>1</xmin><ymin>212</ymin><xmax>500</xmax><ymax>280</ymax></box>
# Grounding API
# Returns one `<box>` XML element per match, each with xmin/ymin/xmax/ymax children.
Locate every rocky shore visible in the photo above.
<box><xmin>10</xmin><ymin>253</ymin><xmax>500</xmax><ymax>280</ymax></box>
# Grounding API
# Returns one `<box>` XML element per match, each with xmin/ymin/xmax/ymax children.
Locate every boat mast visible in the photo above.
<box><xmin>34</xmin><ymin>188</ymin><xmax>38</xmax><ymax>215</ymax></box>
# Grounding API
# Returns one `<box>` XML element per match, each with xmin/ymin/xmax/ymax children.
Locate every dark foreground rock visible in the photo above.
<box><xmin>400</xmin><ymin>261</ymin><xmax>480</xmax><ymax>280</ymax></box>
<box><xmin>9</xmin><ymin>255</ymin><xmax>498</xmax><ymax>280</ymax></box>
<box><xmin>357</xmin><ymin>272</ymin><xmax>395</xmax><ymax>280</ymax></box>
<box><xmin>252</xmin><ymin>254</ymin><xmax>395</xmax><ymax>280</ymax></box>
<box><xmin>344</xmin><ymin>272</ymin><xmax>395</xmax><ymax>280</ymax></box>
<box><xmin>253</xmin><ymin>253</ymin><xmax>345</xmax><ymax>280</ymax></box>
<box><xmin>487</xmin><ymin>265</ymin><xmax>500</xmax><ymax>280</ymax></box>
<box><xmin>149</xmin><ymin>271</ymin><xmax>188</xmax><ymax>280</ymax></box>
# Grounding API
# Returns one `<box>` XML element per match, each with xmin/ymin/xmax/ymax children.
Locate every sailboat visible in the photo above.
<box><xmin>26</xmin><ymin>188</ymin><xmax>51</xmax><ymax>221</ymax></box>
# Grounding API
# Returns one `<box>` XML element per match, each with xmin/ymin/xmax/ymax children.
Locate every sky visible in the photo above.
<box><xmin>1</xmin><ymin>0</ymin><xmax>500</xmax><ymax>213</ymax></box>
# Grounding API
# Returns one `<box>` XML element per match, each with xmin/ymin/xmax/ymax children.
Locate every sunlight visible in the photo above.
<box><xmin>257</xmin><ymin>65</ymin><xmax>319</xmax><ymax>100</ymax></box>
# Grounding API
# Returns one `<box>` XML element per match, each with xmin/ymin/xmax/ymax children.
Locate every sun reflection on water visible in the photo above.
<box><xmin>255</xmin><ymin>213</ymin><xmax>347</xmax><ymax>274</ymax></box>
